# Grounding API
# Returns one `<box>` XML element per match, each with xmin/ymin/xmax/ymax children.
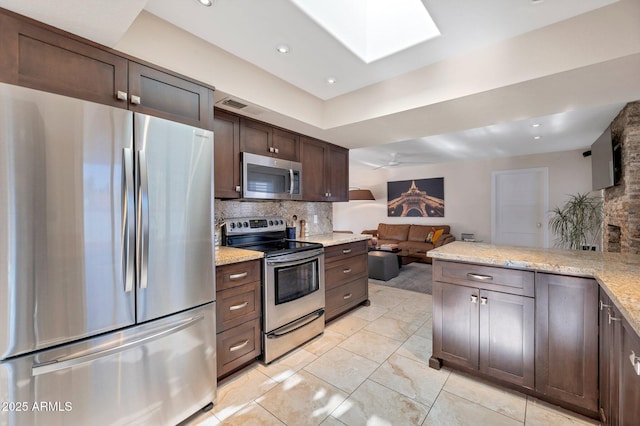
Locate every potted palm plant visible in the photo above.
<box><xmin>549</xmin><ymin>193</ymin><xmax>603</xmax><ymax>250</ymax></box>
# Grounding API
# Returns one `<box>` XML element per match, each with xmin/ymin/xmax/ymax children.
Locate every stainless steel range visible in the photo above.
<box><xmin>224</xmin><ymin>217</ymin><xmax>325</xmax><ymax>363</ymax></box>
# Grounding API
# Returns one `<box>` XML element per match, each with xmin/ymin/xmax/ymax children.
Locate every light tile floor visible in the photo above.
<box><xmin>191</xmin><ymin>283</ymin><xmax>601</xmax><ymax>425</ymax></box>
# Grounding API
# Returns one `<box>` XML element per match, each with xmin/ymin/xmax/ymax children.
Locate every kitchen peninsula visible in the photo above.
<box><xmin>428</xmin><ymin>241</ymin><xmax>640</xmax><ymax>423</ymax></box>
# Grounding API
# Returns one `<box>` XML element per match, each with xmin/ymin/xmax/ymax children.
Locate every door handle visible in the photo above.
<box><xmin>137</xmin><ymin>150</ymin><xmax>150</xmax><ymax>289</ymax></box>
<box><xmin>130</xmin><ymin>95</ymin><xmax>141</xmax><ymax>105</ymax></box>
<box><xmin>470</xmin><ymin>295</ymin><xmax>478</xmax><ymax>304</ymax></box>
<box><xmin>116</xmin><ymin>90</ymin><xmax>128</xmax><ymax>101</ymax></box>
<box><xmin>289</xmin><ymin>169</ymin><xmax>294</xmax><ymax>195</ymax></box>
<box><xmin>480</xmin><ymin>297</ymin><xmax>488</xmax><ymax>305</ymax></box>
<box><xmin>630</xmin><ymin>351</ymin><xmax>640</xmax><ymax>375</ymax></box>
<box><xmin>122</xmin><ymin>148</ymin><xmax>135</xmax><ymax>293</ymax></box>
<box><xmin>32</xmin><ymin>314</ymin><xmax>203</xmax><ymax>376</ymax></box>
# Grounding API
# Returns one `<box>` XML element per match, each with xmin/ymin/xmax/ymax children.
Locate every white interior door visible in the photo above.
<box><xmin>492</xmin><ymin>168</ymin><xmax>549</xmax><ymax>248</ymax></box>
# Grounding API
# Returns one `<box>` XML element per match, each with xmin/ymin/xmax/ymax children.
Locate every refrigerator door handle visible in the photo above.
<box><xmin>122</xmin><ymin>148</ymin><xmax>135</xmax><ymax>293</ymax></box>
<box><xmin>31</xmin><ymin>314</ymin><xmax>205</xmax><ymax>376</ymax></box>
<box><xmin>137</xmin><ymin>149</ymin><xmax>150</xmax><ymax>289</ymax></box>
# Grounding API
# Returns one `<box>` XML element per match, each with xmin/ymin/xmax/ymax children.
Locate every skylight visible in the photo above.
<box><xmin>291</xmin><ymin>0</ymin><xmax>440</xmax><ymax>64</ymax></box>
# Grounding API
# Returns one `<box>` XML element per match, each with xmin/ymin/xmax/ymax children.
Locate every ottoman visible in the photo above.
<box><xmin>368</xmin><ymin>251</ymin><xmax>399</xmax><ymax>281</ymax></box>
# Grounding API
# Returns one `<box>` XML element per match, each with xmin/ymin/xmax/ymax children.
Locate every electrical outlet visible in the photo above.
<box><xmin>313</xmin><ymin>214</ymin><xmax>318</xmax><ymax>224</ymax></box>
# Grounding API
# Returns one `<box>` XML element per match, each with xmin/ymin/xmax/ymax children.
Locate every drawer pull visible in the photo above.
<box><xmin>470</xmin><ymin>295</ymin><xmax>478</xmax><ymax>304</ymax></box>
<box><xmin>342</xmin><ymin>249</ymin><xmax>352</xmax><ymax>254</ymax></box>
<box><xmin>467</xmin><ymin>273</ymin><xmax>493</xmax><ymax>281</ymax></box>
<box><xmin>630</xmin><ymin>351</ymin><xmax>640</xmax><ymax>375</ymax></box>
<box><xmin>229</xmin><ymin>339</ymin><xmax>250</xmax><ymax>352</ymax></box>
<box><xmin>343</xmin><ymin>268</ymin><xmax>352</xmax><ymax>274</ymax></box>
<box><xmin>229</xmin><ymin>301</ymin><xmax>249</xmax><ymax>311</ymax></box>
<box><xmin>343</xmin><ymin>293</ymin><xmax>353</xmax><ymax>300</ymax></box>
<box><xmin>480</xmin><ymin>297</ymin><xmax>488</xmax><ymax>305</ymax></box>
<box><xmin>229</xmin><ymin>272</ymin><xmax>248</xmax><ymax>280</ymax></box>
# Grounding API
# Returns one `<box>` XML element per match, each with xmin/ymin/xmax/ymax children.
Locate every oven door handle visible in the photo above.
<box><xmin>266</xmin><ymin>249</ymin><xmax>324</xmax><ymax>265</ymax></box>
<box><xmin>266</xmin><ymin>309</ymin><xmax>324</xmax><ymax>339</ymax></box>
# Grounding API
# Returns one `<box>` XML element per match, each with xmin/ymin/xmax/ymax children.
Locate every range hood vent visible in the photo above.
<box><xmin>216</xmin><ymin>97</ymin><xmax>267</xmax><ymax>116</ymax></box>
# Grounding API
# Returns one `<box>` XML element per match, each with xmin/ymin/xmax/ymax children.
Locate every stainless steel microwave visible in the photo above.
<box><xmin>242</xmin><ymin>152</ymin><xmax>302</xmax><ymax>200</ymax></box>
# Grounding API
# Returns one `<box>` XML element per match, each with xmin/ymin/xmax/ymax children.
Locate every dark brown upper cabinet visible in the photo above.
<box><xmin>301</xmin><ymin>137</ymin><xmax>349</xmax><ymax>202</ymax></box>
<box><xmin>213</xmin><ymin>109</ymin><xmax>241</xmax><ymax>199</ymax></box>
<box><xmin>0</xmin><ymin>8</ymin><xmax>215</xmax><ymax>130</ymax></box>
<box><xmin>0</xmin><ymin>10</ymin><xmax>127</xmax><ymax>108</ymax></box>
<box><xmin>128</xmin><ymin>62</ymin><xmax>213</xmax><ymax>130</ymax></box>
<box><xmin>239</xmin><ymin>117</ymin><xmax>299</xmax><ymax>162</ymax></box>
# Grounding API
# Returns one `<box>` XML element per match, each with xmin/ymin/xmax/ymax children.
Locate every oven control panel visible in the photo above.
<box><xmin>224</xmin><ymin>216</ymin><xmax>287</xmax><ymax>235</ymax></box>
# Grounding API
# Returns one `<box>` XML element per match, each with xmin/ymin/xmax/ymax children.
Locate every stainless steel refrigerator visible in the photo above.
<box><xmin>0</xmin><ymin>82</ymin><xmax>216</xmax><ymax>425</ymax></box>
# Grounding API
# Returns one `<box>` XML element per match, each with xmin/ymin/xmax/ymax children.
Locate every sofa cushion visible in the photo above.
<box><xmin>407</xmin><ymin>225</ymin><xmax>450</xmax><ymax>242</ymax></box>
<box><xmin>398</xmin><ymin>241</ymin><xmax>435</xmax><ymax>253</ymax></box>
<box><xmin>407</xmin><ymin>225</ymin><xmax>432</xmax><ymax>242</ymax></box>
<box><xmin>378</xmin><ymin>224</ymin><xmax>410</xmax><ymax>241</ymax></box>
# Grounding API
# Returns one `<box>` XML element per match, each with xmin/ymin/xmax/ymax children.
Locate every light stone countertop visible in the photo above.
<box><xmin>297</xmin><ymin>233</ymin><xmax>371</xmax><ymax>247</ymax></box>
<box><xmin>215</xmin><ymin>233</ymin><xmax>369</xmax><ymax>266</ymax></box>
<box><xmin>215</xmin><ymin>246</ymin><xmax>264</xmax><ymax>266</ymax></box>
<box><xmin>429</xmin><ymin>241</ymin><xmax>640</xmax><ymax>337</ymax></box>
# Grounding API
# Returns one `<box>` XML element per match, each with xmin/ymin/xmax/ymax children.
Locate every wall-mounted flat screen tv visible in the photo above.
<box><xmin>591</xmin><ymin>126</ymin><xmax>621</xmax><ymax>190</ymax></box>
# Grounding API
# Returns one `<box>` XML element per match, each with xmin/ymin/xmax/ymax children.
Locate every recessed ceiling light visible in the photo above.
<box><xmin>196</xmin><ymin>0</ymin><xmax>213</xmax><ymax>6</ymax></box>
<box><xmin>531</xmin><ymin>0</ymin><xmax>544</xmax><ymax>4</ymax></box>
<box><xmin>326</xmin><ymin>77</ymin><xmax>337</xmax><ymax>84</ymax></box>
<box><xmin>531</xmin><ymin>123</ymin><xmax>541</xmax><ymax>128</ymax></box>
<box><xmin>276</xmin><ymin>44</ymin><xmax>290</xmax><ymax>54</ymax></box>
<box><xmin>534</xmin><ymin>136</ymin><xmax>541</xmax><ymax>140</ymax></box>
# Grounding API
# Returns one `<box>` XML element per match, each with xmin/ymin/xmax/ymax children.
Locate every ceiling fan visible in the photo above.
<box><xmin>372</xmin><ymin>153</ymin><xmax>425</xmax><ymax>169</ymax></box>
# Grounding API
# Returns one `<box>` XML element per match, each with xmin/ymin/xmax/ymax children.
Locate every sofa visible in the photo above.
<box><xmin>362</xmin><ymin>224</ymin><xmax>455</xmax><ymax>264</ymax></box>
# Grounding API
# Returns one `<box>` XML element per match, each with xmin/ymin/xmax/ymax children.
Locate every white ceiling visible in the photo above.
<box><xmin>1</xmin><ymin>0</ymin><xmax>639</xmax><ymax>167</ymax></box>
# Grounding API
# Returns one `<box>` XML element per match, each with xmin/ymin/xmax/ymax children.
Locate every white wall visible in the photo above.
<box><xmin>334</xmin><ymin>149</ymin><xmax>593</xmax><ymax>243</ymax></box>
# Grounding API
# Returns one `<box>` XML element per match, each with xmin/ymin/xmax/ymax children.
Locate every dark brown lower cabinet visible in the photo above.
<box><xmin>535</xmin><ymin>273</ymin><xmax>598</xmax><ymax>414</ymax></box>
<box><xmin>618</xmin><ymin>318</ymin><xmax>640</xmax><ymax>425</ymax></box>
<box><xmin>432</xmin><ymin>281</ymin><xmax>534</xmax><ymax>388</ymax></box>
<box><xmin>600</xmin><ymin>288</ymin><xmax>640</xmax><ymax>425</ymax></box>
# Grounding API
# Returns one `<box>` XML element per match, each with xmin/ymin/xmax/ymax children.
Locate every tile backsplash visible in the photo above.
<box><xmin>215</xmin><ymin>199</ymin><xmax>333</xmax><ymax>236</ymax></box>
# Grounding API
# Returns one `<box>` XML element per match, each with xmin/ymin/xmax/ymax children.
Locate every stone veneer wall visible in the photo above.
<box><xmin>215</xmin><ymin>199</ymin><xmax>333</xmax><ymax>237</ymax></box>
<box><xmin>604</xmin><ymin>101</ymin><xmax>640</xmax><ymax>254</ymax></box>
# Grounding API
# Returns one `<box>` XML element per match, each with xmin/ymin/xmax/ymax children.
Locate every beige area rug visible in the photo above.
<box><xmin>369</xmin><ymin>262</ymin><xmax>433</xmax><ymax>294</ymax></box>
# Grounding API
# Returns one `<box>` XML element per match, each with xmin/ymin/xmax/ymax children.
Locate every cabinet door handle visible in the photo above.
<box><xmin>229</xmin><ymin>272</ymin><xmax>248</xmax><ymax>280</ymax></box>
<box><xmin>470</xmin><ymin>295</ymin><xmax>478</xmax><ymax>304</ymax></box>
<box><xmin>116</xmin><ymin>90</ymin><xmax>128</xmax><ymax>101</ymax></box>
<box><xmin>608</xmin><ymin>311</ymin><xmax>621</xmax><ymax>324</ymax></box>
<box><xmin>342</xmin><ymin>249</ymin><xmax>352</xmax><ymax>254</ymax></box>
<box><xmin>600</xmin><ymin>300</ymin><xmax>611</xmax><ymax>311</ymax></box>
<box><xmin>269</xmin><ymin>147</ymin><xmax>274</xmax><ymax>153</ymax></box>
<box><xmin>229</xmin><ymin>301</ymin><xmax>249</xmax><ymax>311</ymax></box>
<box><xmin>343</xmin><ymin>268</ymin><xmax>352</xmax><ymax>274</ymax></box>
<box><xmin>480</xmin><ymin>297</ymin><xmax>488</xmax><ymax>305</ymax></box>
<box><xmin>343</xmin><ymin>293</ymin><xmax>353</xmax><ymax>300</ymax></box>
<box><xmin>130</xmin><ymin>95</ymin><xmax>141</xmax><ymax>105</ymax></box>
<box><xmin>630</xmin><ymin>351</ymin><xmax>640</xmax><ymax>375</ymax></box>
<box><xmin>235</xmin><ymin>185</ymin><xmax>241</xmax><ymax>192</ymax></box>
<box><xmin>275</xmin><ymin>148</ymin><xmax>279</xmax><ymax>154</ymax></box>
<box><xmin>229</xmin><ymin>339</ymin><xmax>250</xmax><ymax>352</ymax></box>
<box><xmin>467</xmin><ymin>273</ymin><xmax>493</xmax><ymax>281</ymax></box>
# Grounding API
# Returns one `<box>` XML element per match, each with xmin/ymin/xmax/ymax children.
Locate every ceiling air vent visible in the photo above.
<box><xmin>216</xmin><ymin>96</ymin><xmax>267</xmax><ymax>116</ymax></box>
<box><xmin>221</xmin><ymin>98</ymin><xmax>247</xmax><ymax>109</ymax></box>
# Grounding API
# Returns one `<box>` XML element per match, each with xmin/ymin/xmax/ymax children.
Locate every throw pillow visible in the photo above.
<box><xmin>425</xmin><ymin>231</ymin><xmax>434</xmax><ymax>243</ymax></box>
<box><xmin>432</xmin><ymin>228</ymin><xmax>444</xmax><ymax>243</ymax></box>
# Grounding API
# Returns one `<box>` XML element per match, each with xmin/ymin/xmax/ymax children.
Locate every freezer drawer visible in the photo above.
<box><xmin>0</xmin><ymin>303</ymin><xmax>217</xmax><ymax>426</ymax></box>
